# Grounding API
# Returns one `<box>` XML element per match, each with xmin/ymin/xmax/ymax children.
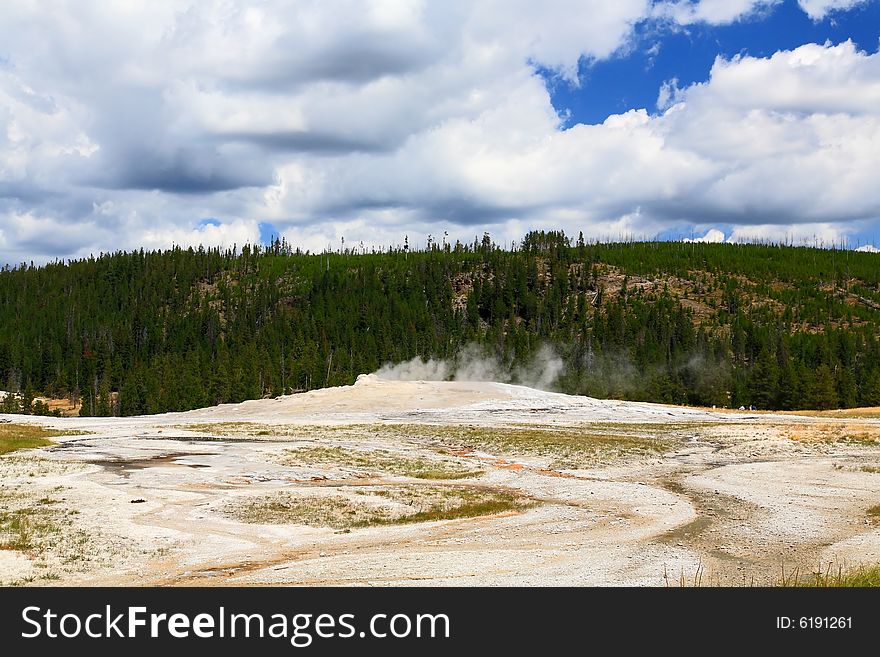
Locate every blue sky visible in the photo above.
<box><xmin>550</xmin><ymin>0</ymin><xmax>880</xmax><ymax>125</ymax></box>
<box><xmin>548</xmin><ymin>0</ymin><xmax>880</xmax><ymax>247</ymax></box>
<box><xmin>1</xmin><ymin>0</ymin><xmax>880</xmax><ymax>262</ymax></box>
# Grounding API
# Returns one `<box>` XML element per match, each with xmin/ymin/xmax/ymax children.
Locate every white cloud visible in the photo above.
<box><xmin>797</xmin><ymin>0</ymin><xmax>873</xmax><ymax>21</ymax></box>
<box><xmin>686</xmin><ymin>41</ymin><xmax>880</xmax><ymax>115</ymax></box>
<box><xmin>1</xmin><ymin>2</ymin><xmax>880</xmax><ymax>264</ymax></box>
<box><xmin>0</xmin><ymin>211</ymin><xmax>107</xmax><ymax>263</ymax></box>
<box><xmin>652</xmin><ymin>0</ymin><xmax>873</xmax><ymax>25</ymax></box>
<box><xmin>137</xmin><ymin>218</ymin><xmax>260</xmax><ymax>252</ymax></box>
<box><xmin>658</xmin><ymin>41</ymin><xmax>880</xmax><ymax>226</ymax></box>
<box><xmin>657</xmin><ymin>77</ymin><xmax>684</xmax><ymax>110</ymax></box>
<box><xmin>684</xmin><ymin>228</ymin><xmax>726</xmax><ymax>243</ymax></box>
<box><xmin>726</xmin><ymin>222</ymin><xmax>848</xmax><ymax>245</ymax></box>
<box><xmin>855</xmin><ymin>243</ymin><xmax>879</xmax><ymax>252</ymax></box>
<box><xmin>653</xmin><ymin>0</ymin><xmax>782</xmax><ymax>26</ymax></box>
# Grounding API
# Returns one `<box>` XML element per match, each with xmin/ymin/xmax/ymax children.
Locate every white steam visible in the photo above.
<box><xmin>374</xmin><ymin>343</ymin><xmax>564</xmax><ymax>391</ymax></box>
<box><xmin>375</xmin><ymin>357</ymin><xmax>453</xmax><ymax>382</ymax></box>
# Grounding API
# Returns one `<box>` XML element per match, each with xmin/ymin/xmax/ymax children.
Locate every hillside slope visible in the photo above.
<box><xmin>1</xmin><ymin>233</ymin><xmax>879</xmax><ymax>415</ymax></box>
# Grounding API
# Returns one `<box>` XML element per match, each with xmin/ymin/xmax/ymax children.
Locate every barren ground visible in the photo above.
<box><xmin>3</xmin><ymin>374</ymin><xmax>880</xmax><ymax>586</ymax></box>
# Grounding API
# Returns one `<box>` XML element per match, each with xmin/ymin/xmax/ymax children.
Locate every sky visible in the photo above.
<box><xmin>1</xmin><ymin>0</ymin><xmax>880</xmax><ymax>264</ymax></box>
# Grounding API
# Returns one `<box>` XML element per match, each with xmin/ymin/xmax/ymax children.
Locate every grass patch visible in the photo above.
<box><xmin>839</xmin><ymin>433</ymin><xmax>880</xmax><ymax>446</ymax></box>
<box><xmin>785</xmin><ymin>408</ymin><xmax>880</xmax><ymax>420</ymax></box>
<box><xmin>867</xmin><ymin>505</ymin><xmax>880</xmax><ymax>521</ymax></box>
<box><xmin>181</xmin><ymin>422</ymin><xmax>277</xmax><ymax>436</ymax></box>
<box><xmin>182</xmin><ymin>421</ymin><xmax>682</xmax><ymax>467</ymax></box>
<box><xmin>230</xmin><ymin>495</ymin><xmax>376</xmax><ymax>528</ymax></box>
<box><xmin>0</xmin><ymin>481</ymin><xmax>100</xmax><ymax>584</ymax></box>
<box><xmin>785</xmin><ymin>563</ymin><xmax>880</xmax><ymax>587</ymax></box>
<box><xmin>0</xmin><ymin>424</ymin><xmax>74</xmax><ymax>455</ymax></box>
<box><xmin>668</xmin><ymin>561</ymin><xmax>880</xmax><ymax>587</ymax></box>
<box><xmin>0</xmin><ymin>507</ymin><xmax>60</xmax><ymax>551</ymax></box>
<box><xmin>279</xmin><ymin>446</ymin><xmax>482</xmax><ymax>480</ymax></box>
<box><xmin>0</xmin><ymin>491</ymin><xmax>69</xmax><ymax>551</ymax></box>
<box><xmin>368</xmin><ymin>487</ymin><xmax>530</xmax><ymax>525</ymax></box>
<box><xmin>382</xmin><ymin>424</ymin><xmax>674</xmax><ymax>467</ymax></box>
<box><xmin>179</xmin><ymin>422</ymin><xmax>327</xmax><ymax>439</ymax></box>
<box><xmin>227</xmin><ymin>485</ymin><xmax>534</xmax><ymax>529</ymax></box>
<box><xmin>786</xmin><ymin>424</ymin><xmax>880</xmax><ymax>446</ymax></box>
<box><xmin>0</xmin><ymin>486</ymin><xmax>97</xmax><ymax>587</ymax></box>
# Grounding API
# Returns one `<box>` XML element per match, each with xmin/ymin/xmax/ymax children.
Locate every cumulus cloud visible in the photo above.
<box><xmin>656</xmin><ymin>41</ymin><xmax>880</xmax><ymax>226</ymax></box>
<box><xmin>684</xmin><ymin>228</ymin><xmax>726</xmax><ymax>243</ymax></box>
<box><xmin>725</xmin><ymin>222</ymin><xmax>850</xmax><ymax>245</ymax></box>
<box><xmin>138</xmin><ymin>218</ymin><xmax>260</xmax><ymax>251</ymax></box>
<box><xmin>798</xmin><ymin>0</ymin><xmax>874</xmax><ymax>20</ymax></box>
<box><xmin>1</xmin><ymin>2</ymin><xmax>880</xmax><ymax>263</ymax></box>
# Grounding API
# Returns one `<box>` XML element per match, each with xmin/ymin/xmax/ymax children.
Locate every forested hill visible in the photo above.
<box><xmin>2</xmin><ymin>231</ymin><xmax>880</xmax><ymax>416</ymax></box>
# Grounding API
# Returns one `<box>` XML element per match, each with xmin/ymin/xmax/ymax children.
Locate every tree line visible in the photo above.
<box><xmin>1</xmin><ymin>231</ymin><xmax>879</xmax><ymax>416</ymax></box>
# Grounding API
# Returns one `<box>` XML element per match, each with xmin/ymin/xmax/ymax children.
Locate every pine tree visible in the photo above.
<box><xmin>808</xmin><ymin>365</ymin><xmax>838</xmax><ymax>410</ymax></box>
<box><xmin>836</xmin><ymin>367</ymin><xmax>858</xmax><ymax>409</ymax></box>
<box><xmin>748</xmin><ymin>350</ymin><xmax>778</xmax><ymax>410</ymax></box>
<box><xmin>860</xmin><ymin>370</ymin><xmax>880</xmax><ymax>407</ymax></box>
<box><xmin>21</xmin><ymin>381</ymin><xmax>35</xmax><ymax>414</ymax></box>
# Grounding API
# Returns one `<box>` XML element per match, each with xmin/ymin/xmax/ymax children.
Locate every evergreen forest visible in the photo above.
<box><xmin>1</xmin><ymin>231</ymin><xmax>879</xmax><ymax>416</ymax></box>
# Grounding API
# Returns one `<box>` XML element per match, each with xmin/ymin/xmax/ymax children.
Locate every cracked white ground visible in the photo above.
<box><xmin>2</xmin><ymin>374</ymin><xmax>880</xmax><ymax>586</ymax></box>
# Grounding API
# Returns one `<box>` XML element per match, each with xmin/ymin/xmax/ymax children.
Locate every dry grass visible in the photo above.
<box><xmin>783</xmin><ymin>407</ymin><xmax>880</xmax><ymax>420</ymax></box>
<box><xmin>179</xmin><ymin>422</ymin><xmax>344</xmax><ymax>441</ymax></box>
<box><xmin>381</xmin><ymin>423</ymin><xmax>675</xmax><ymax>467</ymax></box>
<box><xmin>226</xmin><ymin>485</ymin><xmax>534</xmax><ymax>529</ymax></box>
<box><xmin>39</xmin><ymin>396</ymin><xmax>82</xmax><ymax>417</ymax></box>
<box><xmin>669</xmin><ymin>561</ymin><xmax>880</xmax><ymax>587</ymax></box>
<box><xmin>181</xmin><ymin>422</ymin><xmax>296</xmax><ymax>437</ymax></box>
<box><xmin>279</xmin><ymin>446</ymin><xmax>482</xmax><ymax>480</ymax></box>
<box><xmin>786</xmin><ymin>423</ymin><xmax>880</xmax><ymax>446</ymax></box>
<box><xmin>838</xmin><ymin>434</ymin><xmax>880</xmax><ymax>446</ymax></box>
<box><xmin>180</xmin><ymin>422</ymin><xmax>682</xmax><ymax>468</ymax></box>
<box><xmin>687</xmin><ymin>405</ymin><xmax>880</xmax><ymax>419</ymax></box>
